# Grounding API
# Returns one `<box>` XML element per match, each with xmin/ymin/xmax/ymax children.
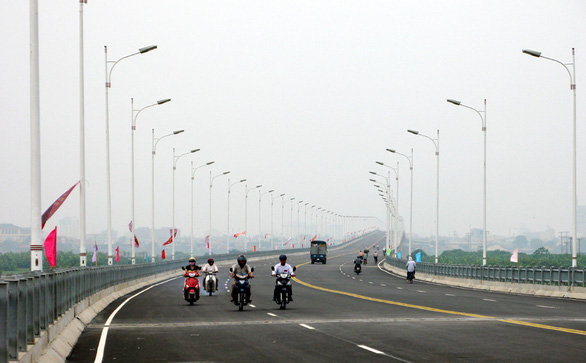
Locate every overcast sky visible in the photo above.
<box><xmin>1</xmin><ymin>1</ymin><xmax>585</xmax><ymax>243</ymax></box>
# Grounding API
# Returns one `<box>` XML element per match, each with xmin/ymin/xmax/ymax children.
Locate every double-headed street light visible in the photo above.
<box><xmin>408</xmin><ymin>129</ymin><xmax>439</xmax><ymax>263</ymax></box>
<box><xmin>244</xmin><ymin>184</ymin><xmax>262</xmax><ymax>252</ymax></box>
<box><xmin>104</xmin><ymin>44</ymin><xmax>157</xmax><ymax>265</ymax></box>
<box><xmin>227</xmin><ymin>178</ymin><xmax>247</xmax><ymax>253</ymax></box>
<box><xmin>523</xmin><ymin>48</ymin><xmax>578</xmax><ymax>268</ymax></box>
<box><xmin>376</xmin><ymin>161</ymin><xmax>400</xmax><ymax>211</ymax></box>
<box><xmin>297</xmin><ymin>200</ymin><xmax>304</xmax><ymax>243</ymax></box>
<box><xmin>151</xmin><ymin>129</ymin><xmax>183</xmax><ymax>262</ymax></box>
<box><xmin>259</xmin><ymin>189</ymin><xmax>274</xmax><ymax>250</ymax></box>
<box><xmin>191</xmin><ymin>161</ymin><xmax>214</xmax><ymax>256</ymax></box>
<box><xmin>272</xmin><ymin>193</ymin><xmax>285</xmax><ymax>250</ymax></box>
<box><xmin>209</xmin><ymin>171</ymin><xmax>230</xmax><ymax>254</ymax></box>
<box><xmin>130</xmin><ymin>98</ymin><xmax>170</xmax><ymax>264</ymax></box>
<box><xmin>172</xmin><ymin>148</ymin><xmax>199</xmax><ymax>260</ymax></box>
<box><xmin>387</xmin><ymin>148</ymin><xmax>414</xmax><ymax>256</ymax></box>
<box><xmin>448</xmin><ymin>98</ymin><xmax>487</xmax><ymax>265</ymax></box>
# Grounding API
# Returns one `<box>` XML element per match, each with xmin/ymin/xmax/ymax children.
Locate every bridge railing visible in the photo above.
<box><xmin>385</xmin><ymin>257</ymin><xmax>585</xmax><ymax>287</ymax></box>
<box><xmin>0</xmin><ymin>247</ymin><xmax>308</xmax><ymax>362</ymax></box>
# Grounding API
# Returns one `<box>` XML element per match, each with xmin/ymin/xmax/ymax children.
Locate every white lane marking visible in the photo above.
<box><xmin>537</xmin><ymin>305</ymin><xmax>556</xmax><ymax>309</ymax></box>
<box><xmin>352</xmin><ymin>277</ymin><xmax>356</xmax><ymax>279</ymax></box>
<box><xmin>267</xmin><ymin>313</ymin><xmax>277</xmax><ymax>317</ymax></box>
<box><xmin>358</xmin><ymin>345</ymin><xmax>386</xmax><ymax>355</ymax></box>
<box><xmin>380</xmin><ymin>284</ymin><xmax>386</xmax><ymax>287</ymax></box>
<box><xmin>359</xmin><ymin>279</ymin><xmax>363</xmax><ymax>282</ymax></box>
<box><xmin>368</xmin><ymin>282</ymin><xmax>373</xmax><ymax>284</ymax></box>
<box><xmin>417</xmin><ymin>290</ymin><xmax>425</xmax><ymax>293</ymax></box>
<box><xmin>445</xmin><ymin>294</ymin><xmax>455</xmax><ymax>296</ymax></box>
<box><xmin>300</xmin><ymin>324</ymin><xmax>315</xmax><ymax>330</ymax></box>
<box><xmin>94</xmin><ymin>276</ymin><xmax>180</xmax><ymax>363</ymax></box>
<box><xmin>483</xmin><ymin>299</ymin><xmax>497</xmax><ymax>302</ymax></box>
<box><xmin>396</xmin><ymin>287</ymin><xmax>403</xmax><ymax>290</ymax></box>
<box><xmin>249</xmin><ymin>304</ymin><xmax>256</xmax><ymax>308</ymax></box>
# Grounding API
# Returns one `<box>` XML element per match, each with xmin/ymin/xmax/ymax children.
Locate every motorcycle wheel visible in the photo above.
<box><xmin>239</xmin><ymin>291</ymin><xmax>244</xmax><ymax>311</ymax></box>
<box><xmin>189</xmin><ymin>293</ymin><xmax>195</xmax><ymax>305</ymax></box>
<box><xmin>280</xmin><ymin>291</ymin><xmax>287</xmax><ymax>310</ymax></box>
<box><xmin>208</xmin><ymin>281</ymin><xmax>213</xmax><ymax>296</ymax></box>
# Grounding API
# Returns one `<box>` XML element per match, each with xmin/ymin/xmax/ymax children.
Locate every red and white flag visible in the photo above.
<box><xmin>510</xmin><ymin>249</ymin><xmax>518</xmax><ymax>263</ymax></box>
<box><xmin>44</xmin><ymin>227</ymin><xmax>57</xmax><ymax>268</ymax></box>
<box><xmin>162</xmin><ymin>229</ymin><xmax>178</xmax><ymax>246</ymax></box>
<box><xmin>42</xmin><ymin>181</ymin><xmax>79</xmax><ymax>229</ymax></box>
<box><xmin>205</xmin><ymin>235</ymin><xmax>210</xmax><ymax>249</ymax></box>
<box><xmin>234</xmin><ymin>231</ymin><xmax>246</xmax><ymax>238</ymax></box>
<box><xmin>310</xmin><ymin>235</ymin><xmax>317</xmax><ymax>242</ymax></box>
<box><xmin>265</xmin><ymin>233</ymin><xmax>271</xmax><ymax>239</ymax></box>
<box><xmin>284</xmin><ymin>237</ymin><xmax>292</xmax><ymax>246</ymax></box>
<box><xmin>128</xmin><ymin>221</ymin><xmax>133</xmax><ymax>232</ymax></box>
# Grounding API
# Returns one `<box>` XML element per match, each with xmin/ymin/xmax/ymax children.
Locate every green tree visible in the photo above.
<box><xmin>529</xmin><ymin>238</ymin><xmax>544</xmax><ymax>250</ymax></box>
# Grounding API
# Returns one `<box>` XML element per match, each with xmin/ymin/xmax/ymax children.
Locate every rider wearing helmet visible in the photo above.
<box><xmin>230</xmin><ymin>255</ymin><xmax>254</xmax><ymax>303</ymax></box>
<box><xmin>202</xmin><ymin>258</ymin><xmax>219</xmax><ymax>291</ymax></box>
<box><xmin>185</xmin><ymin>257</ymin><xmax>201</xmax><ymax>272</ymax></box>
<box><xmin>272</xmin><ymin>254</ymin><xmax>296</xmax><ymax>302</ymax></box>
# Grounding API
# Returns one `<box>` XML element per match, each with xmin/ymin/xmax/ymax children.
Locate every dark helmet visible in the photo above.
<box><xmin>279</xmin><ymin>254</ymin><xmax>287</xmax><ymax>261</ymax></box>
<box><xmin>237</xmin><ymin>255</ymin><xmax>247</xmax><ymax>266</ymax></box>
<box><xmin>208</xmin><ymin>258</ymin><xmax>214</xmax><ymax>264</ymax></box>
<box><xmin>189</xmin><ymin>257</ymin><xmax>196</xmax><ymax>263</ymax></box>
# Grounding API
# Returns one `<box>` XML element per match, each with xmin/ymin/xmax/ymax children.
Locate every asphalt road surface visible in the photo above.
<box><xmin>68</xmin><ymin>231</ymin><xmax>585</xmax><ymax>362</ymax></box>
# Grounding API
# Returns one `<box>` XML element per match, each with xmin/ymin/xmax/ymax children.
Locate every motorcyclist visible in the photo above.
<box><xmin>272</xmin><ymin>254</ymin><xmax>296</xmax><ymax>302</ymax></box>
<box><xmin>363</xmin><ymin>248</ymin><xmax>369</xmax><ymax>264</ymax></box>
<box><xmin>406</xmin><ymin>256</ymin><xmax>417</xmax><ymax>282</ymax></box>
<box><xmin>201</xmin><ymin>258</ymin><xmax>219</xmax><ymax>291</ymax></box>
<box><xmin>230</xmin><ymin>255</ymin><xmax>254</xmax><ymax>303</ymax></box>
<box><xmin>185</xmin><ymin>257</ymin><xmax>201</xmax><ymax>272</ymax></box>
<box><xmin>353</xmin><ymin>255</ymin><xmax>363</xmax><ymax>273</ymax></box>
<box><xmin>373</xmin><ymin>251</ymin><xmax>379</xmax><ymax>263</ymax></box>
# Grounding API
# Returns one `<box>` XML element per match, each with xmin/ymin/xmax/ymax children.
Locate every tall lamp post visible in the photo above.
<box><xmin>104</xmin><ymin>44</ymin><xmax>157</xmax><ymax>265</ymax></box>
<box><xmin>311</xmin><ymin>205</ymin><xmax>316</xmax><ymax>238</ymax></box>
<box><xmin>78</xmin><ymin>0</ymin><xmax>87</xmax><ymax>267</ymax></box>
<box><xmin>523</xmin><ymin>48</ymin><xmax>578</xmax><ymax>268</ymax></box>
<box><xmin>281</xmin><ymin>194</ymin><xmax>286</xmax><ymax>246</ymax></box>
<box><xmin>376</xmin><ymin>161</ymin><xmax>400</xmax><ymax>212</ymax></box>
<box><xmin>272</xmin><ymin>193</ymin><xmax>285</xmax><ymax>250</ymax></box>
<box><xmin>209</xmin><ymin>171</ymin><xmax>230</xmax><ymax>255</ymax></box>
<box><xmin>448</xmin><ymin>98</ymin><xmax>487</xmax><ymax>265</ymax></box>
<box><xmin>304</xmin><ymin>203</ymin><xmax>309</xmax><ymax>241</ymax></box>
<box><xmin>151</xmin><ymin>129</ymin><xmax>183</xmax><ymax>262</ymax></box>
<box><xmin>244</xmin><ymin>184</ymin><xmax>262</xmax><ymax>252</ymax></box>
<box><xmin>191</xmin><ymin>161</ymin><xmax>214</xmax><ymax>256</ymax></box>
<box><xmin>290</xmin><ymin>198</ymin><xmax>296</xmax><ymax>239</ymax></box>
<box><xmin>370</xmin><ymin>172</ymin><xmax>391</xmax><ymax>253</ymax></box>
<box><xmin>131</xmin><ymin>98</ymin><xmax>170</xmax><ymax>264</ymax></box>
<box><xmin>297</xmin><ymin>200</ymin><xmax>304</xmax><ymax>243</ymax></box>
<box><xmin>173</xmin><ymin>148</ymin><xmax>199</xmax><ymax>260</ymax></box>
<box><xmin>409</xmin><ymin>129</ymin><xmax>439</xmax><ymax>263</ymax></box>
<box><xmin>387</xmin><ymin>148</ymin><xmax>414</xmax><ymax>256</ymax></box>
<box><xmin>259</xmin><ymin>189</ymin><xmax>274</xmax><ymax>250</ymax></box>
<box><xmin>227</xmin><ymin>178</ymin><xmax>247</xmax><ymax>253</ymax></box>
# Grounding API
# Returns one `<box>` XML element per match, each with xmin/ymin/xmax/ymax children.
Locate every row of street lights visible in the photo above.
<box><xmin>375</xmin><ymin>48</ymin><xmax>577</xmax><ymax>268</ymax></box>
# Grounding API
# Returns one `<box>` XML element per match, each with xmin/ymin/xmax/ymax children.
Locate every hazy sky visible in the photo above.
<box><xmin>1</xmin><ymin>1</ymin><xmax>585</xmax><ymax>242</ymax></box>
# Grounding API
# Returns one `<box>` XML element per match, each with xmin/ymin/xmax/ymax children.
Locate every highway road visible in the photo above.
<box><xmin>68</xmin><ymin>231</ymin><xmax>585</xmax><ymax>362</ymax></box>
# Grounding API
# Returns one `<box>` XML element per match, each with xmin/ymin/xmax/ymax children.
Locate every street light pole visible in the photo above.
<box><xmin>281</xmin><ymin>194</ymin><xmax>286</xmax><ymax>247</ymax></box>
<box><xmin>131</xmin><ymin>98</ymin><xmax>170</xmax><ymax>264</ymax></box>
<box><xmin>244</xmin><ymin>184</ymin><xmax>262</xmax><ymax>252</ymax></box>
<box><xmin>272</xmin><ymin>193</ymin><xmax>285</xmax><ymax>250</ymax></box>
<box><xmin>290</xmin><ymin>198</ymin><xmax>296</xmax><ymax>240</ymax></box>
<box><xmin>191</xmin><ymin>161</ymin><xmax>214</xmax><ymax>256</ymax></box>
<box><xmin>79</xmin><ymin>0</ymin><xmax>87</xmax><ymax>267</ymax></box>
<box><xmin>173</xmin><ymin>148</ymin><xmax>199</xmax><ymax>260</ymax></box>
<box><xmin>523</xmin><ymin>48</ymin><xmax>578</xmax><ymax>268</ymax></box>
<box><xmin>104</xmin><ymin>44</ymin><xmax>157</xmax><ymax>265</ymax></box>
<box><xmin>209</xmin><ymin>171</ymin><xmax>230</xmax><ymax>255</ymax></box>
<box><xmin>297</xmin><ymin>200</ymin><xmax>303</xmax><ymax>243</ymax></box>
<box><xmin>259</xmin><ymin>189</ymin><xmax>274</xmax><ymax>250</ymax></box>
<box><xmin>227</xmin><ymin>178</ymin><xmax>246</xmax><ymax>253</ymax></box>
<box><xmin>387</xmin><ymin>148</ymin><xmax>414</xmax><ymax>256</ymax></box>
<box><xmin>152</xmin><ymin>129</ymin><xmax>183</xmax><ymax>262</ymax></box>
<box><xmin>409</xmin><ymin>129</ymin><xmax>439</xmax><ymax>263</ymax></box>
<box><xmin>370</xmin><ymin>172</ymin><xmax>391</xmax><ymax>253</ymax></box>
<box><xmin>304</xmin><ymin>203</ymin><xmax>309</xmax><ymax>241</ymax></box>
<box><xmin>448</xmin><ymin>98</ymin><xmax>487</xmax><ymax>265</ymax></box>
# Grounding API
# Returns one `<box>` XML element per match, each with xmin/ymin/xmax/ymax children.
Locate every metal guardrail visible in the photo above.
<box><xmin>385</xmin><ymin>257</ymin><xmax>585</xmax><ymax>287</ymax></box>
<box><xmin>0</xmin><ymin>247</ymin><xmax>308</xmax><ymax>362</ymax></box>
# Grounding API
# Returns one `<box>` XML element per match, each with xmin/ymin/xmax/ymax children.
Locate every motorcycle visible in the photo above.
<box><xmin>230</xmin><ymin>267</ymin><xmax>254</xmax><ymax>311</ymax></box>
<box><xmin>354</xmin><ymin>263</ymin><xmax>361</xmax><ymax>275</ymax></box>
<box><xmin>271</xmin><ymin>266</ymin><xmax>296</xmax><ymax>310</ymax></box>
<box><xmin>181</xmin><ymin>267</ymin><xmax>200</xmax><ymax>305</ymax></box>
<box><xmin>407</xmin><ymin>270</ymin><xmax>415</xmax><ymax>284</ymax></box>
<box><xmin>203</xmin><ymin>271</ymin><xmax>218</xmax><ymax>296</ymax></box>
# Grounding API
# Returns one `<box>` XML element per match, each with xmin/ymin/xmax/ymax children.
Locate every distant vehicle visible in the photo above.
<box><xmin>310</xmin><ymin>240</ymin><xmax>327</xmax><ymax>264</ymax></box>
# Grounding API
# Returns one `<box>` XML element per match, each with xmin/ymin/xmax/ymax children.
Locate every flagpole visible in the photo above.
<box><xmin>79</xmin><ymin>0</ymin><xmax>87</xmax><ymax>267</ymax></box>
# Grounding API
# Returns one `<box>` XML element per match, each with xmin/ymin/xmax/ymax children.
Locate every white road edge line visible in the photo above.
<box><xmin>483</xmin><ymin>299</ymin><xmax>497</xmax><ymax>302</ymax></box>
<box><xmin>94</xmin><ymin>276</ymin><xmax>180</xmax><ymax>363</ymax></box>
<box><xmin>300</xmin><ymin>324</ymin><xmax>315</xmax><ymax>330</ymax></box>
<box><xmin>358</xmin><ymin>345</ymin><xmax>386</xmax><ymax>355</ymax></box>
<box><xmin>536</xmin><ymin>305</ymin><xmax>556</xmax><ymax>309</ymax></box>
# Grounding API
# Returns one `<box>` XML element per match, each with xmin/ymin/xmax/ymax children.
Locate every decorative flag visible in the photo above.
<box><xmin>92</xmin><ymin>242</ymin><xmax>98</xmax><ymax>263</ymax></box>
<box><xmin>327</xmin><ymin>237</ymin><xmax>331</xmax><ymax>241</ymax></box>
<box><xmin>133</xmin><ymin>235</ymin><xmax>139</xmax><ymax>248</ymax></box>
<box><xmin>387</xmin><ymin>248</ymin><xmax>391</xmax><ymax>256</ymax></box>
<box><xmin>397</xmin><ymin>251</ymin><xmax>402</xmax><ymax>259</ymax></box>
<box><xmin>146</xmin><ymin>253</ymin><xmax>150</xmax><ymax>263</ymax></box>
<box><xmin>170</xmin><ymin>228</ymin><xmax>177</xmax><ymax>236</ymax></box>
<box><xmin>292</xmin><ymin>244</ymin><xmax>295</xmax><ymax>249</ymax></box>
<box><xmin>44</xmin><ymin>227</ymin><xmax>57</xmax><ymax>267</ymax></box>
<box><xmin>253</xmin><ymin>245</ymin><xmax>256</xmax><ymax>252</ymax></box>
<box><xmin>128</xmin><ymin>221</ymin><xmax>133</xmax><ymax>232</ymax></box>
<box><xmin>234</xmin><ymin>231</ymin><xmax>246</xmax><ymax>238</ymax></box>
<box><xmin>510</xmin><ymin>249</ymin><xmax>518</xmax><ymax>263</ymax></box>
<box><xmin>265</xmin><ymin>233</ymin><xmax>270</xmax><ymax>239</ymax></box>
<box><xmin>205</xmin><ymin>235</ymin><xmax>210</xmax><ymax>249</ymax></box>
<box><xmin>284</xmin><ymin>237</ymin><xmax>292</xmax><ymax>246</ymax></box>
<box><xmin>162</xmin><ymin>249</ymin><xmax>166</xmax><ymax>260</ymax></box>
<box><xmin>41</xmin><ymin>181</ymin><xmax>79</xmax><ymax>229</ymax></box>
<box><xmin>115</xmin><ymin>246</ymin><xmax>120</xmax><ymax>262</ymax></box>
<box><xmin>310</xmin><ymin>235</ymin><xmax>317</xmax><ymax>242</ymax></box>
<box><xmin>162</xmin><ymin>229</ymin><xmax>177</xmax><ymax>246</ymax></box>
<box><xmin>415</xmin><ymin>252</ymin><xmax>422</xmax><ymax>263</ymax></box>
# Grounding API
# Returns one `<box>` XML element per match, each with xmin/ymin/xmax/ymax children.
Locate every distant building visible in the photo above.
<box><xmin>0</xmin><ymin>223</ymin><xmax>30</xmax><ymax>242</ymax></box>
<box><xmin>59</xmin><ymin>216</ymin><xmax>79</xmax><ymax>239</ymax></box>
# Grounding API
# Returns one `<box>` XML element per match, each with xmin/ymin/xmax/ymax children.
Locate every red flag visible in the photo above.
<box><xmin>42</xmin><ymin>182</ymin><xmax>79</xmax><ymax>229</ymax></box>
<box><xmin>234</xmin><ymin>231</ymin><xmax>246</xmax><ymax>238</ymax></box>
<box><xmin>163</xmin><ymin>229</ymin><xmax>178</xmax><ymax>246</ymax></box>
<box><xmin>284</xmin><ymin>237</ymin><xmax>292</xmax><ymax>245</ymax></box>
<box><xmin>115</xmin><ymin>246</ymin><xmax>120</xmax><ymax>262</ymax></box>
<box><xmin>205</xmin><ymin>235</ymin><xmax>210</xmax><ymax>249</ymax></box>
<box><xmin>253</xmin><ymin>245</ymin><xmax>256</xmax><ymax>252</ymax></box>
<box><xmin>162</xmin><ymin>236</ymin><xmax>173</xmax><ymax>246</ymax></box>
<box><xmin>292</xmin><ymin>244</ymin><xmax>295</xmax><ymax>249</ymax></box>
<box><xmin>264</xmin><ymin>233</ymin><xmax>270</xmax><ymax>239</ymax></box>
<box><xmin>162</xmin><ymin>249</ymin><xmax>166</xmax><ymax>260</ymax></box>
<box><xmin>133</xmin><ymin>235</ymin><xmax>139</xmax><ymax>248</ymax></box>
<box><xmin>44</xmin><ymin>227</ymin><xmax>57</xmax><ymax>267</ymax></box>
<box><xmin>310</xmin><ymin>235</ymin><xmax>317</xmax><ymax>242</ymax></box>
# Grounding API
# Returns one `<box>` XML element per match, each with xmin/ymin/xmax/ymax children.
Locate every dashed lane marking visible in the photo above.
<box><xmin>300</xmin><ymin>324</ymin><xmax>315</xmax><ymax>330</ymax></box>
<box><xmin>267</xmin><ymin>313</ymin><xmax>277</xmax><ymax>317</ymax></box>
<box><xmin>537</xmin><ymin>305</ymin><xmax>556</xmax><ymax>309</ymax></box>
<box><xmin>249</xmin><ymin>304</ymin><xmax>256</xmax><ymax>308</ymax></box>
<box><xmin>483</xmin><ymin>299</ymin><xmax>497</xmax><ymax>302</ymax></box>
<box><xmin>445</xmin><ymin>294</ymin><xmax>455</xmax><ymax>296</ymax></box>
<box><xmin>358</xmin><ymin>345</ymin><xmax>387</xmax><ymax>355</ymax></box>
<box><xmin>417</xmin><ymin>290</ymin><xmax>425</xmax><ymax>293</ymax></box>
<box><xmin>380</xmin><ymin>284</ymin><xmax>386</xmax><ymax>287</ymax></box>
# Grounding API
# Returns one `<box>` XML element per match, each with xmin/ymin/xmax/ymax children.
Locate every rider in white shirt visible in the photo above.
<box><xmin>201</xmin><ymin>258</ymin><xmax>219</xmax><ymax>291</ymax></box>
<box><xmin>272</xmin><ymin>255</ymin><xmax>296</xmax><ymax>301</ymax></box>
